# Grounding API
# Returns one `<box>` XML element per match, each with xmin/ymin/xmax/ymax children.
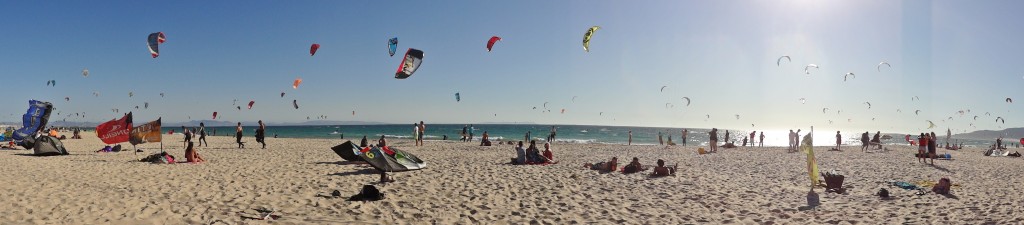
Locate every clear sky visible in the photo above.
<box><xmin>1</xmin><ymin>0</ymin><xmax>1022</xmax><ymax>134</ymax></box>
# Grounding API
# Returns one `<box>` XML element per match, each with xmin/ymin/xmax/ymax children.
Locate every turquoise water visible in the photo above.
<box><xmin>159</xmin><ymin>124</ymin><xmax>998</xmax><ymax>147</ymax></box>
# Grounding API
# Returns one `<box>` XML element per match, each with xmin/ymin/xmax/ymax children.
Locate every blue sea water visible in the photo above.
<box><xmin>161</xmin><ymin>124</ymin><xmax>998</xmax><ymax>147</ymax></box>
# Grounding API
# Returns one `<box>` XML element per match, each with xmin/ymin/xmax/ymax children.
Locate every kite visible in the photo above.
<box><xmin>64</xmin><ymin>97</ymin><xmax>69</xmax><ymax>102</ymax></box>
<box><xmin>147</xmin><ymin>32</ymin><xmax>166</xmax><ymax>58</ymax></box>
<box><xmin>927</xmin><ymin>120</ymin><xmax>936</xmax><ymax>129</ymax></box>
<box><xmin>986</xmin><ymin>112</ymin><xmax>991</xmax><ymax>116</ymax></box>
<box><xmin>395</xmin><ymin>48</ymin><xmax>424</xmax><ymax>79</ymax></box>
<box><xmin>486</xmin><ymin>36</ymin><xmax>501</xmax><ymax>52</ymax></box>
<box><xmin>93</xmin><ymin>92</ymin><xmax>99</xmax><ymax>97</ymax></box>
<box><xmin>160</xmin><ymin>93</ymin><xmax>165</xmax><ymax>97</ymax></box>
<box><xmin>805</xmin><ymin>64</ymin><xmax>819</xmax><ymax>74</ymax></box>
<box><xmin>236</xmin><ymin>106</ymin><xmax>241</xmax><ymax>111</ymax></box>
<box><xmin>248</xmin><ymin>101</ymin><xmax>255</xmax><ymax>109</ymax></box>
<box><xmin>582</xmin><ymin>26</ymin><xmax>600</xmax><ymax>52</ymax></box>
<box><xmin>877</xmin><ymin>61</ymin><xmax>891</xmax><ymax>72</ymax></box>
<box><xmin>897</xmin><ymin>109</ymin><xmax>902</xmax><ymax>113</ymax></box>
<box><xmin>144</xmin><ymin>102</ymin><xmax>149</xmax><ymax>109</ymax></box>
<box><xmin>293</xmin><ymin>78</ymin><xmax>302</xmax><ymax>89</ymax></box>
<box><xmin>912</xmin><ymin>96</ymin><xmax>920</xmax><ymax>101</ymax></box>
<box><xmin>665</xmin><ymin>103</ymin><xmax>673</xmax><ymax>108</ymax></box>
<box><xmin>660</xmin><ymin>86</ymin><xmax>668</xmax><ymax>92</ymax></box>
<box><xmin>844</xmin><ymin>73</ymin><xmax>855</xmax><ymax>81</ymax></box>
<box><xmin>915</xmin><ymin>110</ymin><xmax>921</xmax><ymax>115</ymax></box>
<box><xmin>128</xmin><ymin>92</ymin><xmax>133</xmax><ymax>97</ymax></box>
<box><xmin>706</xmin><ymin>115</ymin><xmax>710</xmax><ymax>119</ymax></box>
<box><xmin>310</xmin><ymin>43</ymin><xmax>320</xmax><ymax>56</ymax></box>
<box><xmin>735</xmin><ymin>114</ymin><xmax>740</xmax><ymax>120</ymax></box>
<box><xmin>777</xmin><ymin>56</ymin><xmax>790</xmax><ymax>66</ymax></box>
<box><xmin>543</xmin><ymin>102</ymin><xmax>549</xmax><ymax>109</ymax></box>
<box><xmin>1007</xmin><ymin>98</ymin><xmax>1013</xmax><ymax>103</ymax></box>
<box><xmin>293</xmin><ymin>100</ymin><xmax>299</xmax><ymax>109</ymax></box>
<box><xmin>996</xmin><ymin>117</ymin><xmax>1005</xmax><ymax>124</ymax></box>
<box><xmin>974</xmin><ymin>116</ymin><xmax>978</xmax><ymax>120</ymax></box>
<box><xmin>212</xmin><ymin>112</ymin><xmax>218</xmax><ymax>120</ymax></box>
<box><xmin>799</xmin><ymin>98</ymin><xmax>806</xmax><ymax>104</ymax></box>
<box><xmin>822</xmin><ymin>108</ymin><xmax>829</xmax><ymax>114</ymax></box>
<box><xmin>864</xmin><ymin>102</ymin><xmax>871</xmax><ymax>109</ymax></box>
<box><xmin>561</xmin><ymin>109</ymin><xmax>565</xmax><ymax>114</ymax></box>
<box><xmin>388</xmin><ymin>37</ymin><xmax>398</xmax><ymax>57</ymax></box>
<box><xmin>46</xmin><ymin>80</ymin><xmax>56</xmax><ymax>86</ymax></box>
<box><xmin>352</xmin><ymin>111</ymin><xmax>355</xmax><ymax>116</ymax></box>
<box><xmin>82</xmin><ymin>68</ymin><xmax>89</xmax><ymax>77</ymax></box>
<box><xmin>682</xmin><ymin>97</ymin><xmax>691</xmax><ymax>106</ymax></box>
<box><xmin>232</xmin><ymin>99</ymin><xmax>238</xmax><ymax>105</ymax></box>
<box><xmin>280</xmin><ymin>92</ymin><xmax>285</xmax><ymax>98</ymax></box>
<box><xmin>572</xmin><ymin>96</ymin><xmax>578</xmax><ymax>103</ymax></box>
<box><xmin>599</xmin><ymin>112</ymin><xmax>604</xmax><ymax>116</ymax></box>
<box><xmin>455</xmin><ymin>92</ymin><xmax>460</xmax><ymax>102</ymax></box>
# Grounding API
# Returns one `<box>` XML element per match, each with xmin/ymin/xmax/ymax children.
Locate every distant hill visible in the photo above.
<box><xmin>953</xmin><ymin>128</ymin><xmax>1024</xmax><ymax>140</ymax></box>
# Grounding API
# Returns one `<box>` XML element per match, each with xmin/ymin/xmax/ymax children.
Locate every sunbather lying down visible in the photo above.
<box><xmin>584</xmin><ymin>157</ymin><xmax>618</xmax><ymax>172</ymax></box>
<box><xmin>650</xmin><ymin>159</ymin><xmax>677</xmax><ymax>177</ymax></box>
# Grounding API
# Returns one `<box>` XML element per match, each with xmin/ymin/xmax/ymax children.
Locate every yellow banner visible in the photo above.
<box><xmin>129</xmin><ymin>118</ymin><xmax>161</xmax><ymax>145</ymax></box>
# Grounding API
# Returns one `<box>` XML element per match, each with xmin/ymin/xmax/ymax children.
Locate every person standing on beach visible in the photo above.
<box><xmin>469</xmin><ymin>124</ymin><xmax>475</xmax><ymax>142</ymax></box>
<box><xmin>628</xmin><ymin>130</ymin><xmax>633</xmax><ymax>145</ymax></box>
<box><xmin>835</xmin><ymin>131</ymin><xmax>842</xmax><ymax>151</ymax></box>
<box><xmin>182</xmin><ymin>126</ymin><xmax>191</xmax><ymax>149</ymax></box>
<box><xmin>709</xmin><ymin>128</ymin><xmax>719</xmax><ymax>153</ymax></box>
<box><xmin>256</xmin><ymin>120</ymin><xmax>266</xmax><ymax>149</ymax></box>
<box><xmin>759</xmin><ymin>132</ymin><xmax>765</xmax><ymax>147</ymax></box>
<box><xmin>682</xmin><ymin>129</ymin><xmax>688</xmax><ymax>146</ymax></box>
<box><xmin>418</xmin><ymin>121</ymin><xmax>426</xmax><ymax>146</ymax></box>
<box><xmin>548</xmin><ymin>126</ymin><xmax>557</xmax><ymax>143</ymax></box>
<box><xmin>198</xmin><ymin>122</ymin><xmax>208</xmax><ymax>147</ymax></box>
<box><xmin>461</xmin><ymin>125</ymin><xmax>468</xmax><ymax>142</ymax></box>
<box><xmin>795</xmin><ymin>129</ymin><xmax>802</xmax><ymax>150</ymax></box>
<box><xmin>749</xmin><ymin>131</ymin><xmax>756</xmax><ymax>147</ymax></box>
<box><xmin>658</xmin><ymin>132</ymin><xmax>664</xmax><ymax>145</ymax></box>
<box><xmin>724</xmin><ymin>130</ymin><xmax>731</xmax><ymax>144</ymax></box>
<box><xmin>788</xmin><ymin>130</ymin><xmax>795</xmax><ymax>151</ymax></box>
<box><xmin>861</xmin><ymin>131</ymin><xmax>870</xmax><ymax>152</ymax></box>
<box><xmin>413</xmin><ymin>123</ymin><xmax>420</xmax><ymax>146</ymax></box>
<box><xmin>235</xmin><ymin>122</ymin><xmax>245</xmax><ymax>149</ymax></box>
<box><xmin>525</xmin><ymin>131</ymin><xmax>531</xmax><ymax>143</ymax></box>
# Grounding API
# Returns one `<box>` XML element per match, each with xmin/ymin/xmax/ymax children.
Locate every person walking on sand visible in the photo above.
<box><xmin>749</xmin><ymin>131</ymin><xmax>756</xmax><ymax>147</ymax></box>
<box><xmin>413</xmin><ymin>123</ymin><xmax>420</xmax><ymax>146</ymax></box>
<box><xmin>197</xmin><ymin>123</ymin><xmax>208</xmax><ymax>147</ymax></box>
<box><xmin>860</xmin><ymin>131</ymin><xmax>870</xmax><ymax>152</ymax></box>
<box><xmin>461</xmin><ymin>125</ymin><xmax>468</xmax><ymax>142</ymax></box>
<box><xmin>682</xmin><ymin>129</ymin><xmax>688</xmax><ymax>146</ymax></box>
<box><xmin>759</xmin><ymin>131</ymin><xmax>765</xmax><ymax>147</ymax></box>
<box><xmin>469</xmin><ymin>124</ymin><xmax>475</xmax><ymax>142</ymax></box>
<box><xmin>256</xmin><ymin>120</ymin><xmax>267</xmax><ymax>149</ymax></box>
<box><xmin>835</xmin><ymin>131</ymin><xmax>842</xmax><ymax>151</ymax></box>
<box><xmin>628</xmin><ymin>130</ymin><xmax>633</xmax><ymax>145</ymax></box>
<box><xmin>418</xmin><ymin>121</ymin><xmax>426</xmax><ymax>146</ymax></box>
<box><xmin>658</xmin><ymin>132</ymin><xmax>664</xmax><ymax>145</ymax></box>
<box><xmin>235</xmin><ymin>122</ymin><xmax>245</xmax><ymax>149</ymax></box>
<box><xmin>182</xmin><ymin>125</ymin><xmax>191</xmax><ymax>149</ymax></box>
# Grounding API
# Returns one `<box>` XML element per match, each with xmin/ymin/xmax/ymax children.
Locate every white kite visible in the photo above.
<box><xmin>805</xmin><ymin>64</ymin><xmax>819</xmax><ymax>74</ymax></box>
<box><xmin>843</xmin><ymin>73</ymin><xmax>855</xmax><ymax>82</ymax></box>
<box><xmin>777</xmin><ymin>55</ymin><xmax>791</xmax><ymax>66</ymax></box>
<box><xmin>682</xmin><ymin>97</ymin><xmax>691</xmax><ymax>106</ymax></box>
<box><xmin>877</xmin><ymin>61</ymin><xmax>891</xmax><ymax>72</ymax></box>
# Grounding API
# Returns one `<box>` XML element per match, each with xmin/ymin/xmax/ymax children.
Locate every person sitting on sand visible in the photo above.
<box><xmin>526</xmin><ymin>140</ymin><xmax>543</xmax><ymax>163</ymax></box>
<box><xmin>360</xmin><ymin>135</ymin><xmax>368</xmax><ymax>147</ymax></box>
<box><xmin>622</xmin><ymin>157</ymin><xmax>645</xmax><ymax>174</ymax></box>
<box><xmin>542</xmin><ymin>142</ymin><xmax>554</xmax><ymax>163</ymax></box>
<box><xmin>185</xmin><ymin>141</ymin><xmax>205</xmax><ymax>163</ymax></box>
<box><xmin>513</xmin><ymin>141</ymin><xmax>527</xmax><ymax>165</ymax></box>
<box><xmin>650</xmin><ymin>159</ymin><xmax>677</xmax><ymax>177</ymax></box>
<box><xmin>584</xmin><ymin>157</ymin><xmax>618</xmax><ymax>172</ymax></box>
<box><xmin>480</xmin><ymin>131</ymin><xmax>492</xmax><ymax>146</ymax></box>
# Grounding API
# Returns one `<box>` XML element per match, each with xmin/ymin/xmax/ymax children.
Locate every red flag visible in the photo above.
<box><xmin>96</xmin><ymin>112</ymin><xmax>133</xmax><ymax>144</ymax></box>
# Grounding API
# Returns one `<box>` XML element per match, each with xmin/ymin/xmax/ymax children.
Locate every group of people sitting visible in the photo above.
<box><xmin>511</xmin><ymin>140</ymin><xmax>555</xmax><ymax>165</ymax></box>
<box><xmin>584</xmin><ymin>157</ymin><xmax>677</xmax><ymax>177</ymax></box>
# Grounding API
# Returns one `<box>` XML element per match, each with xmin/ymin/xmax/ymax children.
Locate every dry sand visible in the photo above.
<box><xmin>1</xmin><ymin>131</ymin><xmax>1023</xmax><ymax>224</ymax></box>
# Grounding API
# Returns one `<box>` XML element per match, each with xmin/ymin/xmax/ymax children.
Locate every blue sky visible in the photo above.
<box><xmin>1</xmin><ymin>0</ymin><xmax>1022</xmax><ymax>134</ymax></box>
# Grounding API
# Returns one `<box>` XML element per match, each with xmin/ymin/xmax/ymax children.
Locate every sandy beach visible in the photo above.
<box><xmin>1</xmin><ymin>131</ymin><xmax>1022</xmax><ymax>224</ymax></box>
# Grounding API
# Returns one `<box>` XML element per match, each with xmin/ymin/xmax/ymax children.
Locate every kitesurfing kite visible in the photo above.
<box><xmin>877</xmin><ymin>61</ymin><xmax>891</xmax><ymax>72</ymax></box>
<box><xmin>912</xmin><ymin>96</ymin><xmax>920</xmax><ymax>101</ymax></box>
<box><xmin>864</xmin><ymin>102</ymin><xmax>871</xmax><ymax>109</ymax></box>
<box><xmin>735</xmin><ymin>114</ymin><xmax>740</xmax><ymax>120</ymax></box>
<box><xmin>82</xmin><ymin>68</ymin><xmax>89</xmax><ymax>77</ymax></box>
<box><xmin>822</xmin><ymin>108</ymin><xmax>829</xmax><ymax>114</ymax></box>
<box><xmin>293</xmin><ymin>78</ymin><xmax>302</xmax><ymax>89</ymax></box>
<box><xmin>665</xmin><ymin>103</ymin><xmax>673</xmax><ymax>108</ymax></box>
<box><xmin>147</xmin><ymin>32</ymin><xmax>166</xmax><ymax>58</ymax></box>
<box><xmin>582</xmin><ymin>26</ymin><xmax>600</xmax><ymax>52</ymax></box>
<box><xmin>46</xmin><ymin>80</ymin><xmax>55</xmax><ymax>86</ymax></box>
<box><xmin>236</xmin><ymin>106</ymin><xmax>241</xmax><ymax>111</ymax></box>
<box><xmin>974</xmin><ymin>116</ymin><xmax>979</xmax><ymax>120</ymax></box>
<box><xmin>212</xmin><ymin>112</ymin><xmax>218</xmax><ymax>120</ymax></box>
<box><xmin>280</xmin><ymin>92</ymin><xmax>285</xmax><ymax>98</ymax></box>
<box><xmin>93</xmin><ymin>92</ymin><xmax>99</xmax><ymax>97</ymax></box>
<box><xmin>144</xmin><ymin>102</ymin><xmax>149</xmax><ymax>109</ymax></box>
<box><xmin>844</xmin><ymin>73</ymin><xmax>855</xmax><ymax>81</ymax></box>
<box><xmin>352</xmin><ymin>111</ymin><xmax>355</xmax><ymax>116</ymax></box>
<box><xmin>777</xmin><ymin>56</ymin><xmax>790</xmax><ymax>66</ymax></box>
<box><xmin>486</xmin><ymin>36</ymin><xmax>501</xmax><ymax>52</ymax></box>
<box><xmin>997</xmin><ymin>117</ymin><xmax>1005</xmax><ymax>124</ymax></box>
<box><xmin>660</xmin><ymin>86</ymin><xmax>667</xmax><ymax>92</ymax></box>
<box><xmin>1007</xmin><ymin>98</ymin><xmax>1013</xmax><ymax>103</ymax></box>
<box><xmin>599</xmin><ymin>112</ymin><xmax>604</xmax><ymax>116</ymax></box>
<box><xmin>805</xmin><ymin>64</ymin><xmax>819</xmax><ymax>74</ymax></box>
<box><xmin>455</xmin><ymin>92</ymin><xmax>460</xmax><ymax>102</ymax></box>
<box><xmin>293</xmin><ymin>100</ymin><xmax>299</xmax><ymax>109</ymax></box>
<box><xmin>248</xmin><ymin>101</ymin><xmax>255</xmax><ymax>109</ymax></box>
<box><xmin>64</xmin><ymin>97</ymin><xmax>69</xmax><ymax>102</ymax></box>
<box><xmin>395</xmin><ymin>48</ymin><xmax>424</xmax><ymax>79</ymax></box>
<box><xmin>160</xmin><ymin>93</ymin><xmax>165</xmax><ymax>97</ymax></box>
<box><xmin>927</xmin><ymin>120</ymin><xmax>936</xmax><ymax>129</ymax></box>
<box><xmin>128</xmin><ymin>92</ymin><xmax>134</xmax><ymax>98</ymax></box>
<box><xmin>310</xmin><ymin>43</ymin><xmax>320</xmax><ymax>56</ymax></box>
<box><xmin>543</xmin><ymin>102</ymin><xmax>549</xmax><ymax>109</ymax></box>
<box><xmin>799</xmin><ymin>98</ymin><xmax>806</xmax><ymax>104</ymax></box>
<box><xmin>915</xmin><ymin>110</ymin><xmax>921</xmax><ymax>115</ymax></box>
<box><xmin>682</xmin><ymin>97</ymin><xmax>691</xmax><ymax>106</ymax></box>
<box><xmin>561</xmin><ymin>109</ymin><xmax>565</xmax><ymax>114</ymax></box>
<box><xmin>572</xmin><ymin>96</ymin><xmax>578</xmax><ymax>103</ymax></box>
<box><xmin>388</xmin><ymin>37</ymin><xmax>398</xmax><ymax>57</ymax></box>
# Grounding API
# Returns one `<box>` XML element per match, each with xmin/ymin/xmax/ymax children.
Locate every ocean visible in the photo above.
<box><xmin>158</xmin><ymin>124</ymin><xmax>1000</xmax><ymax>148</ymax></box>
